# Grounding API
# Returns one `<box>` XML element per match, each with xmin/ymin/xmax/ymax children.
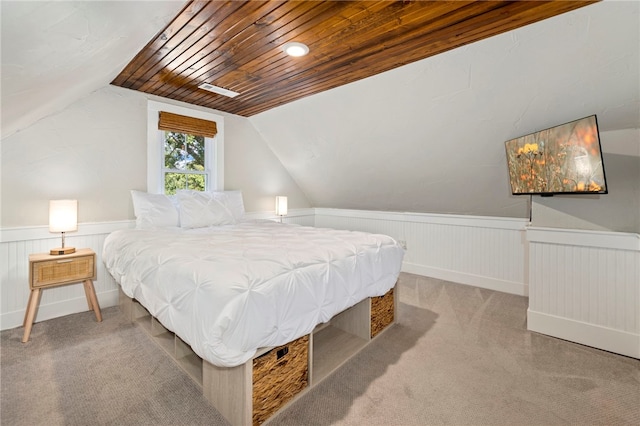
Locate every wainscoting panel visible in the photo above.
<box><xmin>0</xmin><ymin>232</ymin><xmax>122</xmax><ymax>331</ymax></box>
<box><xmin>527</xmin><ymin>227</ymin><xmax>640</xmax><ymax>358</ymax></box>
<box><xmin>315</xmin><ymin>209</ymin><xmax>529</xmax><ymax>296</ymax></box>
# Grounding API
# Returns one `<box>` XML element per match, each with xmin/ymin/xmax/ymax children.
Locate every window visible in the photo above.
<box><xmin>162</xmin><ymin>131</ymin><xmax>208</xmax><ymax>194</ymax></box>
<box><xmin>147</xmin><ymin>101</ymin><xmax>224</xmax><ymax>194</ymax></box>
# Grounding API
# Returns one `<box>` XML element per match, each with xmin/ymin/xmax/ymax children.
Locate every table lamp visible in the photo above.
<box><xmin>275</xmin><ymin>196</ymin><xmax>288</xmax><ymax>223</ymax></box>
<box><xmin>49</xmin><ymin>199</ymin><xmax>77</xmax><ymax>255</ymax></box>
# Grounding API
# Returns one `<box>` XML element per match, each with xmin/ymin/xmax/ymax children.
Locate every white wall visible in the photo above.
<box><xmin>224</xmin><ymin>113</ymin><xmax>311</xmax><ymax>213</ymax></box>
<box><xmin>0</xmin><ymin>85</ymin><xmax>310</xmax><ymax>228</ymax></box>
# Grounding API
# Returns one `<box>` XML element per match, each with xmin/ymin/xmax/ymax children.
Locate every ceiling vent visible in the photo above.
<box><xmin>198</xmin><ymin>83</ymin><xmax>240</xmax><ymax>98</ymax></box>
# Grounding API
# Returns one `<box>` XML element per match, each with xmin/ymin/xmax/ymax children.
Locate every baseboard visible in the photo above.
<box><xmin>0</xmin><ymin>289</ymin><xmax>119</xmax><ymax>331</ymax></box>
<box><xmin>527</xmin><ymin>309</ymin><xmax>640</xmax><ymax>359</ymax></box>
<box><xmin>402</xmin><ymin>262</ymin><xmax>528</xmax><ymax>296</ymax></box>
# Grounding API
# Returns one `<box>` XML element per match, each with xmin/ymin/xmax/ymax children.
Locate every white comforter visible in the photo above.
<box><xmin>102</xmin><ymin>221</ymin><xmax>404</xmax><ymax>367</ymax></box>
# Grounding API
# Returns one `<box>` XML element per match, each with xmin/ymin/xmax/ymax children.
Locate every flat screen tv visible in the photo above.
<box><xmin>505</xmin><ymin>115</ymin><xmax>607</xmax><ymax>196</ymax></box>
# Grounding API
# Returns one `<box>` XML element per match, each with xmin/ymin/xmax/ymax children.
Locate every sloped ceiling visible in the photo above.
<box><xmin>0</xmin><ymin>0</ymin><xmax>187</xmax><ymax>138</ymax></box>
<box><xmin>249</xmin><ymin>1</ymin><xmax>639</xmax><ymax>217</ymax></box>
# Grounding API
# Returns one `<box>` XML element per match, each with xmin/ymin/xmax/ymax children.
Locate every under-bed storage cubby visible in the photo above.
<box><xmin>175</xmin><ymin>335</ymin><xmax>204</xmax><ymax>385</ymax></box>
<box><xmin>311</xmin><ymin>297</ymin><xmax>370</xmax><ymax>385</ymax></box>
<box><xmin>371</xmin><ymin>287</ymin><xmax>395</xmax><ymax>338</ymax></box>
<box><xmin>119</xmin><ymin>290</ymin><xmax>203</xmax><ymax>386</ymax></box>
<box><xmin>252</xmin><ymin>335</ymin><xmax>309</xmax><ymax>425</ymax></box>
<box><xmin>202</xmin><ymin>334</ymin><xmax>310</xmax><ymax>426</ymax></box>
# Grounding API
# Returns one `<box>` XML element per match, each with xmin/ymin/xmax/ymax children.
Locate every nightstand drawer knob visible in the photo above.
<box><xmin>56</xmin><ymin>259</ymin><xmax>74</xmax><ymax>264</ymax></box>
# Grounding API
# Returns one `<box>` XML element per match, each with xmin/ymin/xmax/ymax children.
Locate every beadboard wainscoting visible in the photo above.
<box><xmin>0</xmin><ymin>210</ymin><xmax>315</xmax><ymax>332</ymax></box>
<box><xmin>314</xmin><ymin>209</ymin><xmax>529</xmax><ymax>296</ymax></box>
<box><xmin>0</xmin><ymin>221</ymin><xmax>133</xmax><ymax>331</ymax></box>
<box><xmin>527</xmin><ymin>227</ymin><xmax>640</xmax><ymax>359</ymax></box>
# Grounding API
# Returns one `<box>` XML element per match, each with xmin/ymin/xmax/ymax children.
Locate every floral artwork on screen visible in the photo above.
<box><xmin>505</xmin><ymin>115</ymin><xmax>607</xmax><ymax>195</ymax></box>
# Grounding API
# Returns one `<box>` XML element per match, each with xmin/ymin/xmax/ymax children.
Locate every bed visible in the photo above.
<box><xmin>102</xmin><ymin>190</ymin><xmax>404</xmax><ymax>424</ymax></box>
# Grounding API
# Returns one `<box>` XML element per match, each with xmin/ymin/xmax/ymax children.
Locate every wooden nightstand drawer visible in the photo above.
<box><xmin>30</xmin><ymin>249</ymin><xmax>96</xmax><ymax>289</ymax></box>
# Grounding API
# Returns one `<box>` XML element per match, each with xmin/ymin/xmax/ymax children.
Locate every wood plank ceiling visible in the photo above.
<box><xmin>112</xmin><ymin>0</ymin><xmax>597</xmax><ymax>117</ymax></box>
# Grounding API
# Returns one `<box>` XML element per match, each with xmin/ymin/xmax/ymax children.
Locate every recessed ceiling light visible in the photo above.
<box><xmin>198</xmin><ymin>83</ymin><xmax>239</xmax><ymax>98</ymax></box>
<box><xmin>282</xmin><ymin>41</ymin><xmax>309</xmax><ymax>57</ymax></box>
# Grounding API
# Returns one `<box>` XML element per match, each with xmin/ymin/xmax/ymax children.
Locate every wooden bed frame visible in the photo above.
<box><xmin>119</xmin><ymin>285</ymin><xmax>397</xmax><ymax>425</ymax></box>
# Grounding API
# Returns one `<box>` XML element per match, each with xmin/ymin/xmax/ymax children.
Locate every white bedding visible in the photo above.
<box><xmin>102</xmin><ymin>221</ymin><xmax>404</xmax><ymax>367</ymax></box>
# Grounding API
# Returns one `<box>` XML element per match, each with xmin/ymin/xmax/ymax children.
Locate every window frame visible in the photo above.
<box><xmin>160</xmin><ymin>130</ymin><xmax>210</xmax><ymax>194</ymax></box>
<box><xmin>147</xmin><ymin>100</ymin><xmax>224</xmax><ymax>194</ymax></box>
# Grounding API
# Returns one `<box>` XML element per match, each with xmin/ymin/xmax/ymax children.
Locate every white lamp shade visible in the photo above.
<box><xmin>275</xmin><ymin>196</ymin><xmax>288</xmax><ymax>216</ymax></box>
<box><xmin>49</xmin><ymin>200</ymin><xmax>78</xmax><ymax>232</ymax></box>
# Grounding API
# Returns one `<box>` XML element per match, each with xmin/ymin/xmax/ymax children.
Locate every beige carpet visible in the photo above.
<box><xmin>2</xmin><ymin>273</ymin><xmax>639</xmax><ymax>425</ymax></box>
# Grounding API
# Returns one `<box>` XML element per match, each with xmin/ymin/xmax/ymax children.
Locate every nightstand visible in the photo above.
<box><xmin>22</xmin><ymin>248</ymin><xmax>102</xmax><ymax>343</ymax></box>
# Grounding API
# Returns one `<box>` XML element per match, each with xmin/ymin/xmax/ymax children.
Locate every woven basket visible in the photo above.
<box><xmin>371</xmin><ymin>288</ymin><xmax>394</xmax><ymax>338</ymax></box>
<box><xmin>252</xmin><ymin>334</ymin><xmax>309</xmax><ymax>425</ymax></box>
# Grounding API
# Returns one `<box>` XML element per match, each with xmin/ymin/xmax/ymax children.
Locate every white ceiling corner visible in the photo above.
<box><xmin>1</xmin><ymin>0</ymin><xmax>187</xmax><ymax>139</ymax></box>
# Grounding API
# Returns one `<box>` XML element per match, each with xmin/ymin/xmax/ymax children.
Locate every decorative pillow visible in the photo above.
<box><xmin>177</xmin><ymin>191</ymin><xmax>236</xmax><ymax>228</ymax></box>
<box><xmin>130</xmin><ymin>190</ymin><xmax>180</xmax><ymax>229</ymax></box>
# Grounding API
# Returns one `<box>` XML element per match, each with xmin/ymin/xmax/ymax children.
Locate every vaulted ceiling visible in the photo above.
<box><xmin>112</xmin><ymin>0</ymin><xmax>596</xmax><ymax>117</ymax></box>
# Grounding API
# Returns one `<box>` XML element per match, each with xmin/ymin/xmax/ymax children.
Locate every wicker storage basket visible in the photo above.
<box><xmin>371</xmin><ymin>288</ymin><xmax>394</xmax><ymax>338</ymax></box>
<box><xmin>252</xmin><ymin>334</ymin><xmax>309</xmax><ymax>425</ymax></box>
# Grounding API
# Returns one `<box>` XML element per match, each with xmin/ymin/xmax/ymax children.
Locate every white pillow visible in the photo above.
<box><xmin>218</xmin><ymin>190</ymin><xmax>245</xmax><ymax>222</ymax></box>
<box><xmin>177</xmin><ymin>191</ymin><xmax>236</xmax><ymax>228</ymax></box>
<box><xmin>130</xmin><ymin>190</ymin><xmax>180</xmax><ymax>229</ymax></box>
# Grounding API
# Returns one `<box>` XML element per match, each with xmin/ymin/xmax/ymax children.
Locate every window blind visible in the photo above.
<box><xmin>158</xmin><ymin>111</ymin><xmax>217</xmax><ymax>137</ymax></box>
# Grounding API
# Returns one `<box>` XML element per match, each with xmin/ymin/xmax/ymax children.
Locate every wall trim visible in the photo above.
<box><xmin>527</xmin><ymin>226</ymin><xmax>640</xmax><ymax>251</ymax></box>
<box><xmin>0</xmin><ymin>210</ymin><xmax>319</xmax><ymax>243</ymax></box>
<box><xmin>0</xmin><ymin>209</ymin><xmax>529</xmax><ymax>243</ymax></box>
<box><xmin>528</xmin><ymin>309</ymin><xmax>640</xmax><ymax>359</ymax></box>
<box><xmin>243</xmin><ymin>208</ymin><xmax>316</xmax><ymax>221</ymax></box>
<box><xmin>403</xmin><ymin>262</ymin><xmax>528</xmax><ymax>296</ymax></box>
<box><xmin>0</xmin><ymin>220</ymin><xmax>135</xmax><ymax>243</ymax></box>
<box><xmin>315</xmin><ymin>208</ymin><xmax>528</xmax><ymax>230</ymax></box>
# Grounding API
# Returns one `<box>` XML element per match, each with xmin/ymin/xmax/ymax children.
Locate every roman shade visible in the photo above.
<box><xmin>158</xmin><ymin>111</ymin><xmax>217</xmax><ymax>138</ymax></box>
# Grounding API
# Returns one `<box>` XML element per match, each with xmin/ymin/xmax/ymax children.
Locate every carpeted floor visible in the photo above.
<box><xmin>2</xmin><ymin>273</ymin><xmax>639</xmax><ymax>425</ymax></box>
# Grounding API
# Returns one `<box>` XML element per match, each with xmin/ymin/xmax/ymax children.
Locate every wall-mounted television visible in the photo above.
<box><xmin>505</xmin><ymin>115</ymin><xmax>607</xmax><ymax>196</ymax></box>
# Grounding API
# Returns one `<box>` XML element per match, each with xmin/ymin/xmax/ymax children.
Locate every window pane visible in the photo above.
<box><xmin>164</xmin><ymin>172</ymin><xmax>206</xmax><ymax>195</ymax></box>
<box><xmin>164</xmin><ymin>131</ymin><xmax>205</xmax><ymax>171</ymax></box>
<box><xmin>164</xmin><ymin>172</ymin><xmax>187</xmax><ymax>195</ymax></box>
<box><xmin>187</xmin><ymin>174</ymin><xmax>206</xmax><ymax>191</ymax></box>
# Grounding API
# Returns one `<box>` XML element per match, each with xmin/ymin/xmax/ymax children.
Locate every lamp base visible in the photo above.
<box><xmin>50</xmin><ymin>247</ymin><xmax>76</xmax><ymax>255</ymax></box>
